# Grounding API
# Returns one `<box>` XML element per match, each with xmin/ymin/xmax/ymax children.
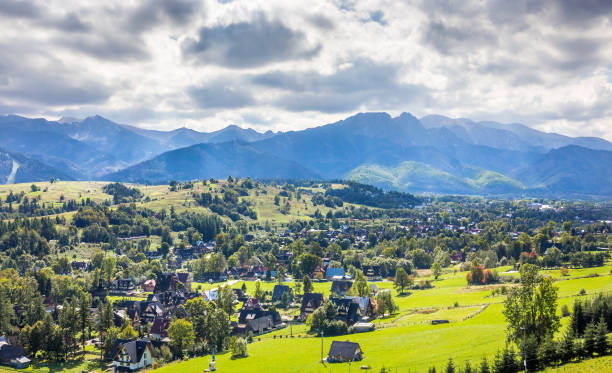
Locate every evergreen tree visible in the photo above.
<box><xmin>463</xmin><ymin>361</ymin><xmax>473</xmax><ymax>373</ymax></box>
<box><xmin>479</xmin><ymin>356</ymin><xmax>490</xmax><ymax>373</ymax></box>
<box><xmin>445</xmin><ymin>358</ymin><xmax>455</xmax><ymax>373</ymax></box>
<box><xmin>583</xmin><ymin>321</ymin><xmax>596</xmax><ymax>356</ymax></box>
<box><xmin>559</xmin><ymin>326</ymin><xmax>576</xmax><ymax>363</ymax></box>
<box><xmin>595</xmin><ymin>315</ymin><xmax>609</xmax><ymax>356</ymax></box>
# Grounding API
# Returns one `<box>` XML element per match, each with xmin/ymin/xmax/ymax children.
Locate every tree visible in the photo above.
<box><xmin>118</xmin><ymin>324</ymin><xmax>138</xmax><ymax>339</ymax></box>
<box><xmin>254</xmin><ymin>280</ymin><xmax>265</xmax><ymax>302</ymax></box>
<box><xmin>0</xmin><ymin>286</ymin><xmax>14</xmax><ymax>335</ymax></box>
<box><xmin>78</xmin><ymin>292</ymin><xmax>92</xmax><ymax>351</ymax></box>
<box><xmin>168</xmin><ymin>319</ymin><xmax>195</xmax><ymax>358</ymax></box>
<box><xmin>445</xmin><ymin>358</ymin><xmax>455</xmax><ymax>373</ymax></box>
<box><xmin>583</xmin><ymin>321</ymin><xmax>596</xmax><ymax>356</ymax></box>
<box><xmin>208</xmin><ymin>308</ymin><xmax>230</xmax><ymax>352</ymax></box>
<box><xmin>503</xmin><ymin>264</ymin><xmax>560</xmax><ymax>345</ymax></box>
<box><xmin>303</xmin><ymin>275</ymin><xmax>313</xmax><ymax>294</ymax></box>
<box><xmin>231</xmin><ymin>336</ymin><xmax>248</xmax><ymax>358</ymax></box>
<box><xmin>431</xmin><ymin>262</ymin><xmax>442</xmax><ymax>280</ymax></box>
<box><xmin>185</xmin><ymin>297</ymin><xmax>209</xmax><ymax>342</ymax></box>
<box><xmin>478</xmin><ymin>356</ymin><xmax>490</xmax><ymax>373</ymax></box>
<box><xmin>217</xmin><ymin>285</ymin><xmax>236</xmax><ymax>315</ymax></box>
<box><xmin>98</xmin><ymin>300</ymin><xmax>114</xmax><ymax>333</ymax></box>
<box><xmin>102</xmin><ymin>326</ymin><xmax>120</xmax><ymax>358</ymax></box>
<box><xmin>595</xmin><ymin>316</ymin><xmax>609</xmax><ymax>356</ymax></box>
<box><xmin>298</xmin><ymin>253</ymin><xmax>321</xmax><ymax>277</ymax></box>
<box><xmin>376</xmin><ymin>291</ymin><xmax>397</xmax><ymax>317</ymax></box>
<box><xmin>353</xmin><ymin>270</ymin><xmax>371</xmax><ymax>297</ymax></box>
<box><xmin>394</xmin><ymin>268</ymin><xmax>412</xmax><ymax>295</ymax></box>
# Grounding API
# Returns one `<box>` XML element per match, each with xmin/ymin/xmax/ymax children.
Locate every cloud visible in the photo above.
<box><xmin>252</xmin><ymin>59</ymin><xmax>430</xmax><ymax>113</ymax></box>
<box><xmin>127</xmin><ymin>0</ymin><xmax>203</xmax><ymax>33</ymax></box>
<box><xmin>0</xmin><ymin>0</ymin><xmax>41</xmax><ymax>19</ymax></box>
<box><xmin>182</xmin><ymin>14</ymin><xmax>321</xmax><ymax>68</ymax></box>
<box><xmin>188</xmin><ymin>80</ymin><xmax>255</xmax><ymax>109</ymax></box>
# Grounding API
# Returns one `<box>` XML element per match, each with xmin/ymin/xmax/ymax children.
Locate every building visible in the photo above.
<box><xmin>325</xmin><ymin>267</ymin><xmax>345</xmax><ymax>280</ymax></box>
<box><xmin>141</xmin><ymin>279</ymin><xmax>156</xmax><ymax>292</ymax></box>
<box><xmin>271</xmin><ymin>284</ymin><xmax>292</xmax><ymax>303</ymax></box>
<box><xmin>110</xmin><ymin>279</ymin><xmax>136</xmax><ymax>295</ymax></box>
<box><xmin>0</xmin><ymin>336</ymin><xmax>30</xmax><ymax>369</ymax></box>
<box><xmin>331</xmin><ymin>280</ymin><xmax>353</xmax><ymax>296</ymax></box>
<box><xmin>149</xmin><ymin>318</ymin><xmax>171</xmax><ymax>341</ymax></box>
<box><xmin>111</xmin><ymin>338</ymin><xmax>157</xmax><ymax>372</ymax></box>
<box><xmin>327</xmin><ymin>341</ymin><xmax>363</xmax><ymax>363</ymax></box>
<box><xmin>300</xmin><ymin>293</ymin><xmax>323</xmax><ymax>320</ymax></box>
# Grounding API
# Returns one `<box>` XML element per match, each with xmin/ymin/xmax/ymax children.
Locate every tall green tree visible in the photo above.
<box><xmin>168</xmin><ymin>319</ymin><xmax>195</xmax><ymax>358</ymax></box>
<box><xmin>303</xmin><ymin>275</ymin><xmax>313</xmax><ymax>294</ymax></box>
<box><xmin>353</xmin><ymin>270</ymin><xmax>371</xmax><ymax>297</ymax></box>
<box><xmin>394</xmin><ymin>268</ymin><xmax>412</xmax><ymax>295</ymax></box>
<box><xmin>503</xmin><ymin>264</ymin><xmax>560</xmax><ymax>345</ymax></box>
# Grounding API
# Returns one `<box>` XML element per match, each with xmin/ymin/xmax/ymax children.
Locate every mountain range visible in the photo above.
<box><xmin>1</xmin><ymin>112</ymin><xmax>611</xmax><ymax>198</ymax></box>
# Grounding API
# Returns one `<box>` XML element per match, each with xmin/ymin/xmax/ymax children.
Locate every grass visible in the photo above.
<box><xmin>541</xmin><ymin>355</ymin><xmax>612</xmax><ymax>372</ymax></box>
<box><xmin>153</xmin><ymin>263</ymin><xmax>612</xmax><ymax>373</ymax></box>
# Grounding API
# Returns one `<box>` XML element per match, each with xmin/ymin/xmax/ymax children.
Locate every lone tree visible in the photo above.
<box><xmin>394</xmin><ymin>268</ymin><xmax>413</xmax><ymax>295</ymax></box>
<box><xmin>303</xmin><ymin>274</ymin><xmax>313</xmax><ymax>294</ymax></box>
<box><xmin>431</xmin><ymin>262</ymin><xmax>442</xmax><ymax>280</ymax></box>
<box><xmin>503</xmin><ymin>264</ymin><xmax>560</xmax><ymax>346</ymax></box>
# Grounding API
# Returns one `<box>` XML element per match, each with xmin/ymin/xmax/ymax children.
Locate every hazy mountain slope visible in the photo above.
<box><xmin>102</xmin><ymin>141</ymin><xmax>318</xmax><ymax>184</ymax></box>
<box><xmin>0</xmin><ymin>148</ymin><xmax>74</xmax><ymax>184</ymax></box>
<box><xmin>346</xmin><ymin>161</ymin><xmax>525</xmax><ymax>195</ymax></box>
<box><xmin>421</xmin><ymin>115</ymin><xmax>612</xmax><ymax>152</ymax></box>
<box><xmin>516</xmin><ymin>146</ymin><xmax>612</xmax><ymax>196</ymax></box>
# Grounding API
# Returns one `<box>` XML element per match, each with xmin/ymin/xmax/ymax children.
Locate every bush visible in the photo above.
<box><xmin>231</xmin><ymin>337</ymin><xmax>248</xmax><ymax>358</ymax></box>
<box><xmin>561</xmin><ymin>304</ymin><xmax>570</xmax><ymax>317</ymax></box>
<box><xmin>560</xmin><ymin>267</ymin><xmax>569</xmax><ymax>276</ymax></box>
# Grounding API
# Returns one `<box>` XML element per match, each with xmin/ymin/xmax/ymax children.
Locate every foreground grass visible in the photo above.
<box><xmin>541</xmin><ymin>355</ymin><xmax>612</xmax><ymax>373</ymax></box>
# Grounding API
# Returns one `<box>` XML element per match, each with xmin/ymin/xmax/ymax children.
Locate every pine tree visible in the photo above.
<box><xmin>595</xmin><ymin>315</ymin><xmax>609</xmax><ymax>356</ymax></box>
<box><xmin>446</xmin><ymin>358</ymin><xmax>455</xmax><ymax>373</ymax></box>
<box><xmin>479</xmin><ymin>356</ymin><xmax>490</xmax><ymax>373</ymax></box>
<box><xmin>559</xmin><ymin>326</ymin><xmax>576</xmax><ymax>363</ymax></box>
<box><xmin>583</xmin><ymin>321</ymin><xmax>596</xmax><ymax>357</ymax></box>
<box><xmin>463</xmin><ymin>360</ymin><xmax>473</xmax><ymax>373</ymax></box>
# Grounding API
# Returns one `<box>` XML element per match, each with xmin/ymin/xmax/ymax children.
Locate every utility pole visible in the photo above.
<box><xmin>522</xmin><ymin>326</ymin><xmax>527</xmax><ymax>372</ymax></box>
<box><xmin>320</xmin><ymin>330</ymin><xmax>324</xmax><ymax>363</ymax></box>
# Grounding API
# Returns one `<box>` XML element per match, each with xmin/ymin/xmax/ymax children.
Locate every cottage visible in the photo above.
<box><xmin>344</xmin><ymin>296</ymin><xmax>376</xmax><ymax>318</ymax></box>
<box><xmin>327</xmin><ymin>341</ymin><xmax>363</xmax><ymax>363</ymax></box>
<box><xmin>300</xmin><ymin>293</ymin><xmax>323</xmax><ymax>320</ymax></box>
<box><xmin>71</xmin><ymin>260</ymin><xmax>89</xmax><ymax>271</ymax></box>
<box><xmin>141</xmin><ymin>279</ymin><xmax>156</xmax><ymax>292</ymax></box>
<box><xmin>176</xmin><ymin>272</ymin><xmax>192</xmax><ymax>291</ymax></box>
<box><xmin>247</xmin><ymin>315</ymin><xmax>274</xmax><ymax>334</ymax></box>
<box><xmin>110</xmin><ymin>279</ymin><xmax>136</xmax><ymax>295</ymax></box>
<box><xmin>331</xmin><ymin>298</ymin><xmax>360</xmax><ymax>325</ymax></box>
<box><xmin>154</xmin><ymin>273</ymin><xmax>179</xmax><ymax>293</ymax></box>
<box><xmin>271</xmin><ymin>285</ymin><xmax>292</xmax><ymax>303</ymax></box>
<box><xmin>331</xmin><ymin>280</ymin><xmax>353</xmax><ymax>296</ymax></box>
<box><xmin>0</xmin><ymin>336</ymin><xmax>30</xmax><ymax>369</ymax></box>
<box><xmin>111</xmin><ymin>338</ymin><xmax>157</xmax><ymax>372</ymax></box>
<box><xmin>325</xmin><ymin>267</ymin><xmax>345</xmax><ymax>280</ymax></box>
<box><xmin>149</xmin><ymin>318</ymin><xmax>171</xmax><ymax>341</ymax></box>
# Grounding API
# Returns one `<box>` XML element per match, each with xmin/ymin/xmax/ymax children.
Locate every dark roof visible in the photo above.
<box><xmin>300</xmin><ymin>293</ymin><xmax>324</xmax><ymax>315</ymax></box>
<box><xmin>328</xmin><ymin>341</ymin><xmax>362</xmax><ymax>362</ymax></box>
<box><xmin>112</xmin><ymin>338</ymin><xmax>156</xmax><ymax>363</ymax></box>
<box><xmin>271</xmin><ymin>285</ymin><xmax>291</xmax><ymax>302</ymax></box>
<box><xmin>247</xmin><ymin>316</ymin><xmax>274</xmax><ymax>333</ymax></box>
<box><xmin>176</xmin><ymin>272</ymin><xmax>190</xmax><ymax>284</ymax></box>
<box><xmin>331</xmin><ymin>298</ymin><xmax>360</xmax><ymax>325</ymax></box>
<box><xmin>0</xmin><ymin>344</ymin><xmax>26</xmax><ymax>361</ymax></box>
<box><xmin>150</xmin><ymin>318</ymin><xmax>171</xmax><ymax>335</ymax></box>
<box><xmin>331</xmin><ymin>280</ymin><xmax>353</xmax><ymax>295</ymax></box>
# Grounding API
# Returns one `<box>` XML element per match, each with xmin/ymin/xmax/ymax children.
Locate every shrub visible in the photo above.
<box><xmin>560</xmin><ymin>267</ymin><xmax>569</xmax><ymax>276</ymax></box>
<box><xmin>231</xmin><ymin>337</ymin><xmax>248</xmax><ymax>358</ymax></box>
<box><xmin>561</xmin><ymin>304</ymin><xmax>570</xmax><ymax>317</ymax></box>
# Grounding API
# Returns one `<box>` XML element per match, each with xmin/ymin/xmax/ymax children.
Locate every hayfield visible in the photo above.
<box><xmin>155</xmin><ymin>264</ymin><xmax>612</xmax><ymax>373</ymax></box>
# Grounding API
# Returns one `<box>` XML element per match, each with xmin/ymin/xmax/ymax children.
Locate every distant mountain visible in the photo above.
<box><xmin>102</xmin><ymin>141</ymin><xmax>318</xmax><ymax>184</ymax></box>
<box><xmin>420</xmin><ymin>115</ymin><xmax>612</xmax><ymax>152</ymax></box>
<box><xmin>0</xmin><ymin>115</ymin><xmax>277</xmax><ymax>179</ymax></box>
<box><xmin>3</xmin><ymin>112</ymin><xmax>612</xmax><ymax>198</ymax></box>
<box><xmin>0</xmin><ymin>148</ymin><xmax>74</xmax><ymax>184</ymax></box>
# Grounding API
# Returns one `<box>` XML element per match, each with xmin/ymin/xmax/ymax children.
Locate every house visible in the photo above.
<box><xmin>71</xmin><ymin>260</ymin><xmax>89</xmax><ymax>271</ymax></box>
<box><xmin>344</xmin><ymin>296</ymin><xmax>376</xmax><ymax>318</ymax></box>
<box><xmin>271</xmin><ymin>285</ymin><xmax>292</xmax><ymax>303</ymax></box>
<box><xmin>111</xmin><ymin>338</ymin><xmax>157</xmax><ymax>372</ymax></box>
<box><xmin>0</xmin><ymin>336</ymin><xmax>30</xmax><ymax>369</ymax></box>
<box><xmin>331</xmin><ymin>298</ymin><xmax>360</xmax><ymax>325</ymax></box>
<box><xmin>110</xmin><ymin>279</ymin><xmax>136</xmax><ymax>295</ymax></box>
<box><xmin>331</xmin><ymin>280</ymin><xmax>353</xmax><ymax>296</ymax></box>
<box><xmin>327</xmin><ymin>341</ymin><xmax>363</xmax><ymax>363</ymax></box>
<box><xmin>237</xmin><ymin>298</ymin><xmax>280</xmax><ymax>325</ymax></box>
<box><xmin>351</xmin><ymin>322</ymin><xmax>375</xmax><ymax>333</ymax></box>
<box><xmin>154</xmin><ymin>273</ymin><xmax>179</xmax><ymax>293</ymax></box>
<box><xmin>325</xmin><ymin>267</ymin><xmax>345</xmax><ymax>280</ymax></box>
<box><xmin>149</xmin><ymin>318</ymin><xmax>171</xmax><ymax>341</ymax></box>
<box><xmin>247</xmin><ymin>315</ymin><xmax>274</xmax><ymax>333</ymax></box>
<box><xmin>141</xmin><ymin>279</ymin><xmax>156</xmax><ymax>292</ymax></box>
<box><xmin>300</xmin><ymin>293</ymin><xmax>323</xmax><ymax>320</ymax></box>
<box><xmin>362</xmin><ymin>265</ymin><xmax>382</xmax><ymax>281</ymax></box>
<box><xmin>176</xmin><ymin>272</ymin><xmax>192</xmax><ymax>291</ymax></box>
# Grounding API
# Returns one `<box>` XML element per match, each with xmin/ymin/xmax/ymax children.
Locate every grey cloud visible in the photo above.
<box><xmin>307</xmin><ymin>14</ymin><xmax>335</xmax><ymax>30</ymax></box>
<box><xmin>182</xmin><ymin>15</ymin><xmax>321</xmax><ymax>68</ymax></box>
<box><xmin>58</xmin><ymin>33</ymin><xmax>150</xmax><ymax>61</ymax></box>
<box><xmin>127</xmin><ymin>0</ymin><xmax>202</xmax><ymax>33</ymax></box>
<box><xmin>0</xmin><ymin>0</ymin><xmax>41</xmax><ymax>19</ymax></box>
<box><xmin>188</xmin><ymin>81</ymin><xmax>255</xmax><ymax>109</ymax></box>
<box><xmin>423</xmin><ymin>20</ymin><xmax>497</xmax><ymax>54</ymax></box>
<box><xmin>252</xmin><ymin>59</ymin><xmax>430</xmax><ymax>113</ymax></box>
<box><xmin>50</xmin><ymin>13</ymin><xmax>91</xmax><ymax>33</ymax></box>
<box><xmin>0</xmin><ymin>53</ymin><xmax>112</xmax><ymax>106</ymax></box>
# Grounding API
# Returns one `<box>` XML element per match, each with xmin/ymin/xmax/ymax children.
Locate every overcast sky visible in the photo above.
<box><xmin>1</xmin><ymin>0</ymin><xmax>612</xmax><ymax>140</ymax></box>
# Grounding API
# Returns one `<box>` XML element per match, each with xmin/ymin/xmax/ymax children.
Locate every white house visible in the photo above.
<box><xmin>111</xmin><ymin>338</ymin><xmax>157</xmax><ymax>372</ymax></box>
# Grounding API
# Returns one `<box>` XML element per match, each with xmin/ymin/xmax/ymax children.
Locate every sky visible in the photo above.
<box><xmin>1</xmin><ymin>0</ymin><xmax>612</xmax><ymax>140</ymax></box>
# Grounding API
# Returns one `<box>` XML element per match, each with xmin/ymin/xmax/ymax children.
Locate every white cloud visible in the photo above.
<box><xmin>0</xmin><ymin>0</ymin><xmax>610</xmax><ymax>140</ymax></box>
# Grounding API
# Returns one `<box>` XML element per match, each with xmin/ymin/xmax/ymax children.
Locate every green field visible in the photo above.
<box><xmin>153</xmin><ymin>264</ymin><xmax>612</xmax><ymax>373</ymax></box>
